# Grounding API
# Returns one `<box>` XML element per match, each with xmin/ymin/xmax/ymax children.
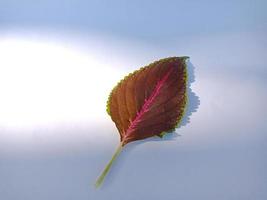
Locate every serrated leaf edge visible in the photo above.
<box><xmin>106</xmin><ymin>56</ymin><xmax>190</xmax><ymax>138</ymax></box>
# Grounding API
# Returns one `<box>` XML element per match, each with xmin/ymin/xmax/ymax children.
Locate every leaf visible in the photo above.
<box><xmin>95</xmin><ymin>56</ymin><xmax>189</xmax><ymax>187</ymax></box>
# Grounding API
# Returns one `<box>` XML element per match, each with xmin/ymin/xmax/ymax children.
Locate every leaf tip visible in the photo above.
<box><xmin>178</xmin><ymin>56</ymin><xmax>190</xmax><ymax>62</ymax></box>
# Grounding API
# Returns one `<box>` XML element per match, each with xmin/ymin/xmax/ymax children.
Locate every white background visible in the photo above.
<box><xmin>0</xmin><ymin>1</ymin><xmax>266</xmax><ymax>199</ymax></box>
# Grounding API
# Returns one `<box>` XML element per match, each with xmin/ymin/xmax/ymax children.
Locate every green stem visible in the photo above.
<box><xmin>95</xmin><ymin>142</ymin><xmax>123</xmax><ymax>188</ymax></box>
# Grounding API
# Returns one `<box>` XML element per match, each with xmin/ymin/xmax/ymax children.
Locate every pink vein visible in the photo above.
<box><xmin>123</xmin><ymin>67</ymin><xmax>174</xmax><ymax>141</ymax></box>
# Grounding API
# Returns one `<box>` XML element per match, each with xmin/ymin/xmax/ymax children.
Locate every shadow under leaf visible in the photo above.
<box><xmin>101</xmin><ymin>60</ymin><xmax>200</xmax><ymax>188</ymax></box>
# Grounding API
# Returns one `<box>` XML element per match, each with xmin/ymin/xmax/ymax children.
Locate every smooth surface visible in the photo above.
<box><xmin>0</xmin><ymin>0</ymin><xmax>267</xmax><ymax>200</ymax></box>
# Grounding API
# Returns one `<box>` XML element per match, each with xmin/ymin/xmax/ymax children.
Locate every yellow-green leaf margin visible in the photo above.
<box><xmin>106</xmin><ymin>56</ymin><xmax>189</xmax><ymax>138</ymax></box>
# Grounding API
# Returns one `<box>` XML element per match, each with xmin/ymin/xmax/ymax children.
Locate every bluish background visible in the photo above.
<box><xmin>0</xmin><ymin>0</ymin><xmax>267</xmax><ymax>200</ymax></box>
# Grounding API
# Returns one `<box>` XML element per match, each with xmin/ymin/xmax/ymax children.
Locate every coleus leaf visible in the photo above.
<box><xmin>95</xmin><ymin>56</ymin><xmax>189</xmax><ymax>187</ymax></box>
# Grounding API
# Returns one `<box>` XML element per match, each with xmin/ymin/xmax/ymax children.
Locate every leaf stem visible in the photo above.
<box><xmin>95</xmin><ymin>142</ymin><xmax>123</xmax><ymax>188</ymax></box>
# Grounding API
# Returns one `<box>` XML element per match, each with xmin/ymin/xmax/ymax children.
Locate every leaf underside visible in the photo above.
<box><xmin>107</xmin><ymin>57</ymin><xmax>189</xmax><ymax>146</ymax></box>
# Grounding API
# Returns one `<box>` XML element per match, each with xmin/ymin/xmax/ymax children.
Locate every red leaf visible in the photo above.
<box><xmin>95</xmin><ymin>56</ymin><xmax>189</xmax><ymax>187</ymax></box>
